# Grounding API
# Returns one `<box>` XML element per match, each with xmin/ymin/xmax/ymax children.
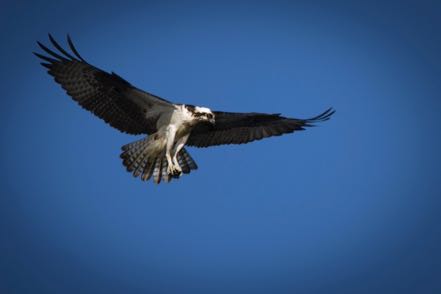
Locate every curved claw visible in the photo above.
<box><xmin>171</xmin><ymin>169</ymin><xmax>182</xmax><ymax>178</ymax></box>
<box><xmin>167</xmin><ymin>163</ymin><xmax>182</xmax><ymax>177</ymax></box>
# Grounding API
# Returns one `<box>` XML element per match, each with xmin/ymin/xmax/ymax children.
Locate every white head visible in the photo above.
<box><xmin>185</xmin><ymin>105</ymin><xmax>215</xmax><ymax>124</ymax></box>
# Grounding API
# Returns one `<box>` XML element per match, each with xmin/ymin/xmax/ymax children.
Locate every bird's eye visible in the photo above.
<box><xmin>207</xmin><ymin>113</ymin><xmax>213</xmax><ymax>119</ymax></box>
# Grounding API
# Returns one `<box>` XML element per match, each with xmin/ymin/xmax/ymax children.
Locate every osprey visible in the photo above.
<box><xmin>34</xmin><ymin>35</ymin><xmax>335</xmax><ymax>184</ymax></box>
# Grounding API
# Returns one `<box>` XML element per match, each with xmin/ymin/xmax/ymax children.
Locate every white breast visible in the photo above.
<box><xmin>156</xmin><ymin>104</ymin><xmax>193</xmax><ymax>139</ymax></box>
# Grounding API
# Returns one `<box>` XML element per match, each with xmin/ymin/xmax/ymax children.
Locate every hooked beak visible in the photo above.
<box><xmin>209</xmin><ymin>118</ymin><xmax>215</xmax><ymax>124</ymax></box>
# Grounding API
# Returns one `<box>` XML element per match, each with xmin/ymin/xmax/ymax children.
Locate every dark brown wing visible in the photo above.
<box><xmin>34</xmin><ymin>34</ymin><xmax>174</xmax><ymax>135</ymax></box>
<box><xmin>186</xmin><ymin>108</ymin><xmax>335</xmax><ymax>147</ymax></box>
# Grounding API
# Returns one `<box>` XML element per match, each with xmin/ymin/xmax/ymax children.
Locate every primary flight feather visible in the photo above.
<box><xmin>34</xmin><ymin>34</ymin><xmax>335</xmax><ymax>184</ymax></box>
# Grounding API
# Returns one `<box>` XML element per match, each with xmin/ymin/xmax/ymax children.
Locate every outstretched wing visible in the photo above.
<box><xmin>187</xmin><ymin>108</ymin><xmax>335</xmax><ymax>147</ymax></box>
<box><xmin>34</xmin><ymin>34</ymin><xmax>174</xmax><ymax>135</ymax></box>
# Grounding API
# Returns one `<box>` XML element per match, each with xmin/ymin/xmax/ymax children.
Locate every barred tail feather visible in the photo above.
<box><xmin>141</xmin><ymin>157</ymin><xmax>156</xmax><ymax>181</ymax></box>
<box><xmin>178</xmin><ymin>148</ymin><xmax>198</xmax><ymax>173</ymax></box>
<box><xmin>177</xmin><ymin>153</ymin><xmax>190</xmax><ymax>174</ymax></box>
<box><xmin>121</xmin><ymin>137</ymin><xmax>149</xmax><ymax>172</ymax></box>
<box><xmin>120</xmin><ymin>138</ymin><xmax>198</xmax><ymax>184</ymax></box>
<box><xmin>152</xmin><ymin>157</ymin><xmax>163</xmax><ymax>184</ymax></box>
<box><xmin>161</xmin><ymin>159</ymin><xmax>171</xmax><ymax>183</ymax></box>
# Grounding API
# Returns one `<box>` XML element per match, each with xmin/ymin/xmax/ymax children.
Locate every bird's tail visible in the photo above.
<box><xmin>120</xmin><ymin>137</ymin><xmax>198</xmax><ymax>184</ymax></box>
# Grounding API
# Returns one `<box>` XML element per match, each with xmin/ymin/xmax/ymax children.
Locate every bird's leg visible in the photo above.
<box><xmin>171</xmin><ymin>134</ymin><xmax>189</xmax><ymax>175</ymax></box>
<box><xmin>164</xmin><ymin>126</ymin><xmax>180</xmax><ymax>176</ymax></box>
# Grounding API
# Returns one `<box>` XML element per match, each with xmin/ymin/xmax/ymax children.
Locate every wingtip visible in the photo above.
<box><xmin>318</xmin><ymin>107</ymin><xmax>335</xmax><ymax>120</ymax></box>
<box><xmin>36</xmin><ymin>41</ymin><xmax>45</xmax><ymax>49</ymax></box>
<box><xmin>32</xmin><ymin>51</ymin><xmax>43</xmax><ymax>60</ymax></box>
<box><xmin>326</xmin><ymin>107</ymin><xmax>336</xmax><ymax>115</ymax></box>
<box><xmin>303</xmin><ymin>107</ymin><xmax>336</xmax><ymax>125</ymax></box>
<box><xmin>40</xmin><ymin>62</ymin><xmax>52</xmax><ymax>69</ymax></box>
<box><xmin>66</xmin><ymin>34</ymin><xmax>86</xmax><ymax>62</ymax></box>
<box><xmin>48</xmin><ymin>33</ymin><xmax>57</xmax><ymax>45</ymax></box>
<box><xmin>33</xmin><ymin>51</ymin><xmax>57</xmax><ymax>63</ymax></box>
<box><xmin>325</xmin><ymin>107</ymin><xmax>336</xmax><ymax>119</ymax></box>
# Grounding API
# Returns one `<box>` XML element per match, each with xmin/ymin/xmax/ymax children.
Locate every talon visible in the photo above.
<box><xmin>167</xmin><ymin>163</ymin><xmax>182</xmax><ymax>177</ymax></box>
<box><xmin>172</xmin><ymin>169</ymin><xmax>181</xmax><ymax>177</ymax></box>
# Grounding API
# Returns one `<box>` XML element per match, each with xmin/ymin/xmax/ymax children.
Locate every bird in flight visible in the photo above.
<box><xmin>34</xmin><ymin>34</ymin><xmax>335</xmax><ymax>184</ymax></box>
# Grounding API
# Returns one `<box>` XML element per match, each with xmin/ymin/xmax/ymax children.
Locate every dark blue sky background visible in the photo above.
<box><xmin>1</xmin><ymin>1</ymin><xmax>441</xmax><ymax>293</ymax></box>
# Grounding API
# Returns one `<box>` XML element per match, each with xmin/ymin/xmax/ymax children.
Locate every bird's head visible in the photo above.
<box><xmin>191</xmin><ymin>106</ymin><xmax>215</xmax><ymax>124</ymax></box>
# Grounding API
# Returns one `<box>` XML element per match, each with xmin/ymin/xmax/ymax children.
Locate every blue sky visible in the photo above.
<box><xmin>1</xmin><ymin>1</ymin><xmax>441</xmax><ymax>293</ymax></box>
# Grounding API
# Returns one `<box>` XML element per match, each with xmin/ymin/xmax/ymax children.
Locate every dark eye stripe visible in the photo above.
<box><xmin>194</xmin><ymin>112</ymin><xmax>213</xmax><ymax>118</ymax></box>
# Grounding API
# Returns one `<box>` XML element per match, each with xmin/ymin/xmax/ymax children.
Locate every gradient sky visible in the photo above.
<box><xmin>1</xmin><ymin>1</ymin><xmax>441</xmax><ymax>293</ymax></box>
